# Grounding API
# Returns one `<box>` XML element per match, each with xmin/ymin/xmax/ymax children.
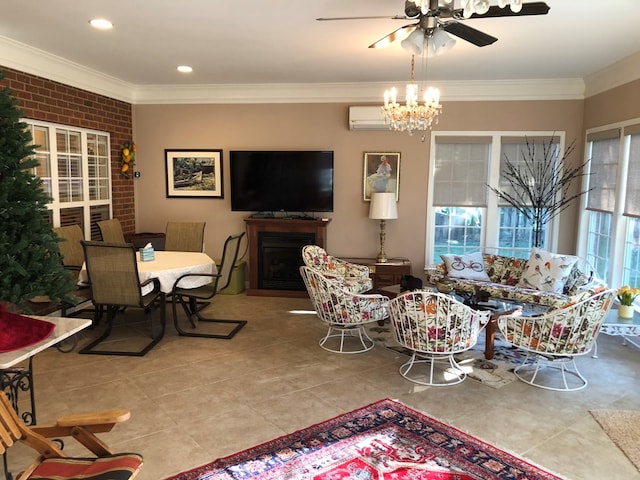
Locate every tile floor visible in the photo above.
<box><xmin>6</xmin><ymin>293</ymin><xmax>640</xmax><ymax>480</ymax></box>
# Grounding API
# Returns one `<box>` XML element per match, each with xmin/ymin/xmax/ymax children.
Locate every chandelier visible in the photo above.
<box><xmin>382</xmin><ymin>55</ymin><xmax>442</xmax><ymax>135</ymax></box>
<box><xmin>409</xmin><ymin>0</ymin><xmax>524</xmax><ymax>16</ymax></box>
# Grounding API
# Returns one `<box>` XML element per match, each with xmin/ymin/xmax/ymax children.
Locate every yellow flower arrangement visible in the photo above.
<box><xmin>120</xmin><ymin>141</ymin><xmax>136</xmax><ymax>179</ymax></box>
<box><xmin>617</xmin><ymin>285</ymin><xmax>640</xmax><ymax>306</ymax></box>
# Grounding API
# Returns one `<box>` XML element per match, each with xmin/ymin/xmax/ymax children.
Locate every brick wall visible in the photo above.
<box><xmin>0</xmin><ymin>66</ymin><xmax>136</xmax><ymax>234</ymax></box>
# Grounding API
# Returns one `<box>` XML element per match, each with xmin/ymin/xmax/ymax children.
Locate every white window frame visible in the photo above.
<box><xmin>425</xmin><ymin>130</ymin><xmax>565</xmax><ymax>268</ymax></box>
<box><xmin>578</xmin><ymin>117</ymin><xmax>640</xmax><ymax>299</ymax></box>
<box><xmin>25</xmin><ymin>119</ymin><xmax>113</xmax><ymax>240</ymax></box>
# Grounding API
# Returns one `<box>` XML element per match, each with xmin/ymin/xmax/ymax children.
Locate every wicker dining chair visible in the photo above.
<box><xmin>171</xmin><ymin>232</ymin><xmax>247</xmax><ymax>339</ymax></box>
<box><xmin>164</xmin><ymin>221</ymin><xmax>206</xmax><ymax>252</ymax></box>
<box><xmin>80</xmin><ymin>241</ymin><xmax>166</xmax><ymax>356</ymax></box>
<box><xmin>0</xmin><ymin>392</ymin><xmax>143</xmax><ymax>480</ymax></box>
<box><xmin>96</xmin><ymin>218</ymin><xmax>126</xmax><ymax>244</ymax></box>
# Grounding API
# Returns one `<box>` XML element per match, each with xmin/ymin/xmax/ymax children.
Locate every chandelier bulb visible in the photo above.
<box><xmin>498</xmin><ymin>0</ymin><xmax>509</xmax><ymax>8</ymax></box>
<box><xmin>510</xmin><ymin>0</ymin><xmax>523</xmax><ymax>13</ymax></box>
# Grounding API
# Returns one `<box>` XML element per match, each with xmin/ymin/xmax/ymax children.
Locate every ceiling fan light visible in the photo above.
<box><xmin>401</xmin><ymin>28</ymin><xmax>425</xmax><ymax>56</ymax></box>
<box><xmin>462</xmin><ymin>0</ymin><xmax>475</xmax><ymax>19</ymax></box>
<box><xmin>510</xmin><ymin>0</ymin><xmax>523</xmax><ymax>13</ymax></box>
<box><xmin>430</xmin><ymin>29</ymin><xmax>456</xmax><ymax>56</ymax></box>
<box><xmin>473</xmin><ymin>0</ymin><xmax>490</xmax><ymax>15</ymax></box>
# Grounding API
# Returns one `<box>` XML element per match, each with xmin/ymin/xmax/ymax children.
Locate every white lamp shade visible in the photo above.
<box><xmin>369</xmin><ymin>192</ymin><xmax>398</xmax><ymax>219</ymax></box>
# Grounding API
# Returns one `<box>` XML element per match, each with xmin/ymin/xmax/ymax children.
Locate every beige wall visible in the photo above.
<box><xmin>584</xmin><ymin>78</ymin><xmax>640</xmax><ymax>129</ymax></box>
<box><xmin>133</xmin><ymin>99</ymin><xmax>584</xmax><ymax>279</ymax></box>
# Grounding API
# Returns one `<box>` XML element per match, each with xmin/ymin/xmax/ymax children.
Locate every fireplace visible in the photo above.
<box><xmin>258</xmin><ymin>232</ymin><xmax>315</xmax><ymax>291</ymax></box>
<box><xmin>245</xmin><ymin>218</ymin><xmax>330</xmax><ymax>297</ymax></box>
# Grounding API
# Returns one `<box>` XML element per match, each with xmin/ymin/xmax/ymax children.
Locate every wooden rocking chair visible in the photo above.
<box><xmin>0</xmin><ymin>392</ymin><xmax>143</xmax><ymax>480</ymax></box>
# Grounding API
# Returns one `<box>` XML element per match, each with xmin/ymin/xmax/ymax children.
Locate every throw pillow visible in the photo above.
<box><xmin>517</xmin><ymin>248</ymin><xmax>578</xmax><ymax>293</ymax></box>
<box><xmin>441</xmin><ymin>252</ymin><xmax>491</xmax><ymax>282</ymax></box>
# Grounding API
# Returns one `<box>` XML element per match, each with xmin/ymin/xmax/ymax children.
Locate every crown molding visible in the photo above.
<box><xmin>0</xmin><ymin>36</ymin><xmax>134</xmax><ymax>102</ymax></box>
<box><xmin>583</xmin><ymin>51</ymin><xmax>640</xmax><ymax>98</ymax></box>
<box><xmin>0</xmin><ymin>35</ymin><xmax>635</xmax><ymax>105</ymax></box>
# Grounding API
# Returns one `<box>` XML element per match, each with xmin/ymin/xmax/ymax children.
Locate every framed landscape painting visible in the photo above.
<box><xmin>165</xmin><ymin>149</ymin><xmax>224</xmax><ymax>198</ymax></box>
<box><xmin>363</xmin><ymin>152</ymin><xmax>400</xmax><ymax>201</ymax></box>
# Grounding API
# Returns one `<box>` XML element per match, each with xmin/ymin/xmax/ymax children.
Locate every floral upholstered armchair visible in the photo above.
<box><xmin>496</xmin><ymin>287</ymin><xmax>616</xmax><ymax>391</ymax></box>
<box><xmin>388</xmin><ymin>290</ymin><xmax>491</xmax><ymax>386</ymax></box>
<box><xmin>300</xmin><ymin>266</ymin><xmax>388</xmax><ymax>354</ymax></box>
<box><xmin>301</xmin><ymin>245</ymin><xmax>373</xmax><ymax>294</ymax></box>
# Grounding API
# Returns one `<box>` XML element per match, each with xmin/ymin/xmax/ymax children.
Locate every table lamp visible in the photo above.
<box><xmin>369</xmin><ymin>192</ymin><xmax>398</xmax><ymax>263</ymax></box>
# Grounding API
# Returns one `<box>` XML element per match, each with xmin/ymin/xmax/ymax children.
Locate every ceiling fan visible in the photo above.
<box><xmin>317</xmin><ymin>0</ymin><xmax>550</xmax><ymax>52</ymax></box>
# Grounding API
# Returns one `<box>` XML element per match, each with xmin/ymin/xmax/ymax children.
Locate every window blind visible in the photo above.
<box><xmin>586</xmin><ymin>129</ymin><xmax>621</xmax><ymax>213</ymax></box>
<box><xmin>433</xmin><ymin>138</ymin><xmax>491</xmax><ymax>207</ymax></box>
<box><xmin>624</xmin><ymin>124</ymin><xmax>640</xmax><ymax>218</ymax></box>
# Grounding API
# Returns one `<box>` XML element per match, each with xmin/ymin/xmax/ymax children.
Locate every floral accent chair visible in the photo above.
<box><xmin>302</xmin><ymin>245</ymin><xmax>373</xmax><ymax>294</ymax></box>
<box><xmin>299</xmin><ymin>266</ymin><xmax>388</xmax><ymax>354</ymax></box>
<box><xmin>496</xmin><ymin>287</ymin><xmax>616</xmax><ymax>391</ymax></box>
<box><xmin>388</xmin><ymin>291</ymin><xmax>491</xmax><ymax>386</ymax></box>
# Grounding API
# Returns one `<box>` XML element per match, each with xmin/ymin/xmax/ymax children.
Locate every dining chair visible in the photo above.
<box><xmin>0</xmin><ymin>392</ymin><xmax>143</xmax><ymax>480</ymax></box>
<box><xmin>80</xmin><ymin>240</ymin><xmax>166</xmax><ymax>356</ymax></box>
<box><xmin>388</xmin><ymin>290</ymin><xmax>490</xmax><ymax>386</ymax></box>
<box><xmin>51</xmin><ymin>224</ymin><xmax>94</xmax><ymax>350</ymax></box>
<box><xmin>96</xmin><ymin>218</ymin><xmax>126</xmax><ymax>244</ymax></box>
<box><xmin>171</xmin><ymin>232</ymin><xmax>247</xmax><ymax>339</ymax></box>
<box><xmin>164</xmin><ymin>221</ymin><xmax>206</xmax><ymax>252</ymax></box>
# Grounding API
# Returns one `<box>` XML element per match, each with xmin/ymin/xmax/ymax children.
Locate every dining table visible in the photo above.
<box><xmin>78</xmin><ymin>250</ymin><xmax>217</xmax><ymax>294</ymax></box>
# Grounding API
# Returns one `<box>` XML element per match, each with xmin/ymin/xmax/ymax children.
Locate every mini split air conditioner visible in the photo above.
<box><xmin>348</xmin><ymin>106</ymin><xmax>389</xmax><ymax>131</ymax></box>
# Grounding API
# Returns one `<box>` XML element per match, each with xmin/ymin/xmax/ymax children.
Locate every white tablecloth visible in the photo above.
<box><xmin>79</xmin><ymin>251</ymin><xmax>217</xmax><ymax>294</ymax></box>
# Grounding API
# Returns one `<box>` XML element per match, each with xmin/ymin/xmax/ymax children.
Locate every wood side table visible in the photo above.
<box><xmin>342</xmin><ymin>257</ymin><xmax>411</xmax><ymax>294</ymax></box>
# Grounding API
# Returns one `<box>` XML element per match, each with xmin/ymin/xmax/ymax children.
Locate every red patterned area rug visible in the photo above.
<box><xmin>165</xmin><ymin>398</ymin><xmax>564</xmax><ymax>480</ymax></box>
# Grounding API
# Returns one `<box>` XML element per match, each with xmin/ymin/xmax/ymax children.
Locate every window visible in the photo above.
<box><xmin>426</xmin><ymin>132</ymin><xmax>564</xmax><ymax>266</ymax></box>
<box><xmin>580</xmin><ymin>120</ymin><xmax>640</xmax><ymax>302</ymax></box>
<box><xmin>26</xmin><ymin>120</ymin><xmax>112</xmax><ymax>240</ymax></box>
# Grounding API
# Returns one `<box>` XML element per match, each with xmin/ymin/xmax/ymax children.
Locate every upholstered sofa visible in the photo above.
<box><xmin>425</xmin><ymin>249</ymin><xmax>604</xmax><ymax>309</ymax></box>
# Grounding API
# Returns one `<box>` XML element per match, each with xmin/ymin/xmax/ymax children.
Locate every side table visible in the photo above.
<box><xmin>342</xmin><ymin>257</ymin><xmax>411</xmax><ymax>294</ymax></box>
<box><xmin>594</xmin><ymin>306</ymin><xmax>640</xmax><ymax>357</ymax></box>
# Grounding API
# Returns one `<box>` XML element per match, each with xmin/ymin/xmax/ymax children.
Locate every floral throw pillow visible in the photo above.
<box><xmin>441</xmin><ymin>252</ymin><xmax>491</xmax><ymax>281</ymax></box>
<box><xmin>517</xmin><ymin>248</ymin><xmax>578</xmax><ymax>293</ymax></box>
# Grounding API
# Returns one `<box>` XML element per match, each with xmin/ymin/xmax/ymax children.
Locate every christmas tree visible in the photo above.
<box><xmin>0</xmin><ymin>72</ymin><xmax>75</xmax><ymax>311</ymax></box>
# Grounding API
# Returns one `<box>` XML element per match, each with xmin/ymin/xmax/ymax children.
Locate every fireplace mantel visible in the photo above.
<box><xmin>244</xmin><ymin>218</ymin><xmax>330</xmax><ymax>297</ymax></box>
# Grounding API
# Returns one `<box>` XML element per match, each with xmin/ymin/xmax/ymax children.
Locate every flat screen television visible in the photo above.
<box><xmin>230</xmin><ymin>150</ymin><xmax>334</xmax><ymax>213</ymax></box>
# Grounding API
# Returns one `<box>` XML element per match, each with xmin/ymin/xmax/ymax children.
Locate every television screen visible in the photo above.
<box><xmin>230</xmin><ymin>150</ymin><xmax>334</xmax><ymax>213</ymax></box>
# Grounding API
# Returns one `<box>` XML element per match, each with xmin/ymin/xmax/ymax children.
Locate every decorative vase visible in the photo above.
<box><xmin>618</xmin><ymin>305</ymin><xmax>635</xmax><ymax>319</ymax></box>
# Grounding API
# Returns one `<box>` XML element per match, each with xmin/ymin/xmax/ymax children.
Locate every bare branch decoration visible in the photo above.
<box><xmin>487</xmin><ymin>136</ymin><xmax>592</xmax><ymax>247</ymax></box>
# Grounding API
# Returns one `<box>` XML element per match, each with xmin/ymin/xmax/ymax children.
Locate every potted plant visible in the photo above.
<box><xmin>617</xmin><ymin>285</ymin><xmax>639</xmax><ymax>319</ymax></box>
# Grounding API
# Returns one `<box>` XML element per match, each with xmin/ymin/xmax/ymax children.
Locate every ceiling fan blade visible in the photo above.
<box><xmin>316</xmin><ymin>15</ymin><xmax>407</xmax><ymax>21</ymax></box>
<box><xmin>443</xmin><ymin>22</ymin><xmax>497</xmax><ymax>47</ymax></box>
<box><xmin>468</xmin><ymin>2</ymin><xmax>550</xmax><ymax>18</ymax></box>
<box><xmin>368</xmin><ymin>24</ymin><xmax>417</xmax><ymax>49</ymax></box>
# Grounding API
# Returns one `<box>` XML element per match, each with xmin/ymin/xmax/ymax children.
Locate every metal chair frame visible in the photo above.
<box><xmin>300</xmin><ymin>266</ymin><xmax>389</xmax><ymax>354</ymax></box>
<box><xmin>497</xmin><ymin>288</ymin><xmax>617</xmax><ymax>391</ymax></box>
<box><xmin>171</xmin><ymin>232</ymin><xmax>247</xmax><ymax>339</ymax></box>
<box><xmin>164</xmin><ymin>221</ymin><xmax>206</xmax><ymax>252</ymax></box>
<box><xmin>79</xmin><ymin>241</ymin><xmax>166</xmax><ymax>356</ymax></box>
<box><xmin>388</xmin><ymin>291</ymin><xmax>490</xmax><ymax>386</ymax></box>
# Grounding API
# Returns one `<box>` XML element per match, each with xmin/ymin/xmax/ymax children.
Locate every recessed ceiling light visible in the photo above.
<box><xmin>177</xmin><ymin>65</ymin><xmax>193</xmax><ymax>73</ymax></box>
<box><xmin>89</xmin><ymin>18</ymin><xmax>113</xmax><ymax>30</ymax></box>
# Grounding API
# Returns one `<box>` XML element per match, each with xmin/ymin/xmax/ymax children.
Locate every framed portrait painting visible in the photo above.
<box><xmin>165</xmin><ymin>149</ymin><xmax>224</xmax><ymax>198</ymax></box>
<box><xmin>363</xmin><ymin>152</ymin><xmax>400</xmax><ymax>201</ymax></box>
